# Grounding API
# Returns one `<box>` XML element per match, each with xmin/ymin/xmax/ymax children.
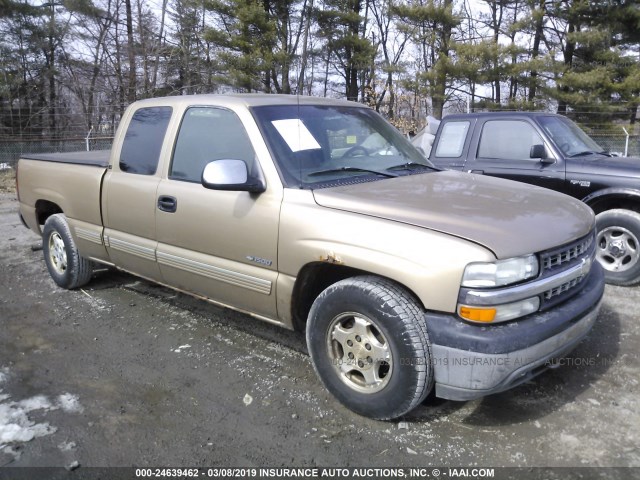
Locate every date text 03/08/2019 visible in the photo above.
<box><xmin>134</xmin><ymin>467</ymin><xmax>496</xmax><ymax>478</ymax></box>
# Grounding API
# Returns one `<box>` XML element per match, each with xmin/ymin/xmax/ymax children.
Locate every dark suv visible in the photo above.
<box><xmin>429</xmin><ymin>112</ymin><xmax>640</xmax><ymax>286</ymax></box>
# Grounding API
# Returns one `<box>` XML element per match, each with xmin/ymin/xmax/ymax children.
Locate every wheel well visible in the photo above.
<box><xmin>290</xmin><ymin>263</ymin><xmax>362</xmax><ymax>331</ymax></box>
<box><xmin>290</xmin><ymin>263</ymin><xmax>424</xmax><ymax>332</ymax></box>
<box><xmin>35</xmin><ymin>200</ymin><xmax>62</xmax><ymax>226</ymax></box>
<box><xmin>588</xmin><ymin>196</ymin><xmax>640</xmax><ymax>216</ymax></box>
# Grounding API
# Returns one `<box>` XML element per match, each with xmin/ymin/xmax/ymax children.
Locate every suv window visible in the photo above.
<box><xmin>119</xmin><ymin>106</ymin><xmax>172</xmax><ymax>175</ymax></box>
<box><xmin>170</xmin><ymin>107</ymin><xmax>256</xmax><ymax>183</ymax></box>
<box><xmin>478</xmin><ymin>120</ymin><xmax>544</xmax><ymax>161</ymax></box>
<box><xmin>434</xmin><ymin>121</ymin><xmax>469</xmax><ymax>158</ymax></box>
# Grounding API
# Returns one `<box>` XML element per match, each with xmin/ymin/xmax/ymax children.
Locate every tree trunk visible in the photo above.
<box><xmin>47</xmin><ymin>3</ymin><xmax>56</xmax><ymax>134</ymax></box>
<box><xmin>557</xmin><ymin>21</ymin><xmax>575</xmax><ymax>115</ymax></box>
<box><xmin>125</xmin><ymin>0</ymin><xmax>136</xmax><ymax>103</ymax></box>
<box><xmin>297</xmin><ymin>0</ymin><xmax>312</xmax><ymax>93</ymax></box>
<box><xmin>136</xmin><ymin>0</ymin><xmax>149</xmax><ymax>96</ymax></box>
<box><xmin>152</xmin><ymin>0</ymin><xmax>169</xmax><ymax>92</ymax></box>
<box><xmin>528</xmin><ymin>0</ymin><xmax>544</xmax><ymax>102</ymax></box>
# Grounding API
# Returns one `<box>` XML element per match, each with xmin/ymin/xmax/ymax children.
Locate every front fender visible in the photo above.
<box><xmin>278</xmin><ymin>189</ymin><xmax>494</xmax><ymax>314</ymax></box>
<box><xmin>582</xmin><ymin>187</ymin><xmax>640</xmax><ymax>212</ymax></box>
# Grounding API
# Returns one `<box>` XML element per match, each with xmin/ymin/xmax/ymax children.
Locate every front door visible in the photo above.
<box><xmin>155</xmin><ymin>106</ymin><xmax>281</xmax><ymax>320</ymax></box>
<box><xmin>469</xmin><ymin>119</ymin><xmax>566</xmax><ymax>191</ymax></box>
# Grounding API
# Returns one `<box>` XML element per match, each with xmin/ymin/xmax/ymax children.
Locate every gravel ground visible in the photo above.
<box><xmin>0</xmin><ymin>192</ymin><xmax>638</xmax><ymax>476</ymax></box>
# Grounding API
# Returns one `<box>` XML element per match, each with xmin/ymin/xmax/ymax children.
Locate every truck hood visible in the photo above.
<box><xmin>567</xmin><ymin>154</ymin><xmax>640</xmax><ymax>180</ymax></box>
<box><xmin>312</xmin><ymin>171</ymin><xmax>594</xmax><ymax>259</ymax></box>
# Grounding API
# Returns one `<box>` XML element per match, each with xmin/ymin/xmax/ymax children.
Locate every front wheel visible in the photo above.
<box><xmin>42</xmin><ymin>214</ymin><xmax>94</xmax><ymax>289</ymax></box>
<box><xmin>306</xmin><ymin>276</ymin><xmax>433</xmax><ymax>420</ymax></box>
<box><xmin>596</xmin><ymin>209</ymin><xmax>640</xmax><ymax>286</ymax></box>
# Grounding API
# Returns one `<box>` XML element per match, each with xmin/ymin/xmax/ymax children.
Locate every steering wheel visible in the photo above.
<box><xmin>341</xmin><ymin>145</ymin><xmax>370</xmax><ymax>158</ymax></box>
<box><xmin>559</xmin><ymin>142</ymin><xmax>571</xmax><ymax>154</ymax></box>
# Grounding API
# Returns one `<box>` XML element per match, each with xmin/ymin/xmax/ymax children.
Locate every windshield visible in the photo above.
<box><xmin>537</xmin><ymin>115</ymin><xmax>605</xmax><ymax>157</ymax></box>
<box><xmin>251</xmin><ymin>105</ymin><xmax>434</xmax><ymax>189</ymax></box>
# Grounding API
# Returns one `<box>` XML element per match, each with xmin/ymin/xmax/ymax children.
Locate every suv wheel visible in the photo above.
<box><xmin>596</xmin><ymin>209</ymin><xmax>640</xmax><ymax>286</ymax></box>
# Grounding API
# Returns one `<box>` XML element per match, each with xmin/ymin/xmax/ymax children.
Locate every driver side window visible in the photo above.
<box><xmin>477</xmin><ymin>120</ymin><xmax>544</xmax><ymax>161</ymax></box>
<box><xmin>170</xmin><ymin>107</ymin><xmax>256</xmax><ymax>183</ymax></box>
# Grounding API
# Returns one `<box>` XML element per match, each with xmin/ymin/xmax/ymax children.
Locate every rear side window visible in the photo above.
<box><xmin>170</xmin><ymin>107</ymin><xmax>256</xmax><ymax>183</ymax></box>
<box><xmin>478</xmin><ymin>120</ymin><xmax>544</xmax><ymax>161</ymax></box>
<box><xmin>434</xmin><ymin>121</ymin><xmax>469</xmax><ymax>157</ymax></box>
<box><xmin>119</xmin><ymin>106</ymin><xmax>172</xmax><ymax>175</ymax></box>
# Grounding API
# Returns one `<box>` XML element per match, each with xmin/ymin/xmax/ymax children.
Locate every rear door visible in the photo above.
<box><xmin>429</xmin><ymin>118</ymin><xmax>475</xmax><ymax>171</ymax></box>
<box><xmin>102</xmin><ymin>105</ymin><xmax>173</xmax><ymax>280</ymax></box>
<box><xmin>465</xmin><ymin>118</ymin><xmax>566</xmax><ymax>191</ymax></box>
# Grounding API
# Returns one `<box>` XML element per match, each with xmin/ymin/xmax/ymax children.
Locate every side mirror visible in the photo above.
<box><xmin>530</xmin><ymin>144</ymin><xmax>553</xmax><ymax>163</ymax></box>
<box><xmin>201</xmin><ymin>159</ymin><xmax>266</xmax><ymax>193</ymax></box>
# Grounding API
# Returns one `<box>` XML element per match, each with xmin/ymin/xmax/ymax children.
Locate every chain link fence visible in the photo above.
<box><xmin>0</xmin><ymin>133</ymin><xmax>638</xmax><ymax>170</ymax></box>
<box><xmin>591</xmin><ymin>134</ymin><xmax>639</xmax><ymax>157</ymax></box>
<box><xmin>0</xmin><ymin>137</ymin><xmax>114</xmax><ymax>169</ymax></box>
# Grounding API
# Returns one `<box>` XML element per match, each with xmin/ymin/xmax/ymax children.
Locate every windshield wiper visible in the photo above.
<box><xmin>568</xmin><ymin>150</ymin><xmax>606</xmax><ymax>158</ymax></box>
<box><xmin>387</xmin><ymin>162</ymin><xmax>440</xmax><ymax>172</ymax></box>
<box><xmin>307</xmin><ymin>166</ymin><xmax>397</xmax><ymax>178</ymax></box>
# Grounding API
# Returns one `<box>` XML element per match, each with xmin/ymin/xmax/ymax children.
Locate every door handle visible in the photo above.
<box><xmin>157</xmin><ymin>195</ymin><xmax>177</xmax><ymax>213</ymax></box>
<box><xmin>468</xmin><ymin>169</ymin><xmax>484</xmax><ymax>174</ymax></box>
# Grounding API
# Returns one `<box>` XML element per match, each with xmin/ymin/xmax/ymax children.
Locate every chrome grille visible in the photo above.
<box><xmin>538</xmin><ymin>231</ymin><xmax>596</xmax><ymax>310</ymax></box>
<box><xmin>542</xmin><ymin>233</ymin><xmax>594</xmax><ymax>271</ymax></box>
<box><xmin>544</xmin><ymin>275</ymin><xmax>586</xmax><ymax>300</ymax></box>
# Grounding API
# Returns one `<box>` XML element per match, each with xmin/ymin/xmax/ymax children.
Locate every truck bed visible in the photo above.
<box><xmin>21</xmin><ymin>150</ymin><xmax>110</xmax><ymax>168</ymax></box>
<box><xmin>18</xmin><ymin>152</ymin><xmax>109</xmax><ymax>234</ymax></box>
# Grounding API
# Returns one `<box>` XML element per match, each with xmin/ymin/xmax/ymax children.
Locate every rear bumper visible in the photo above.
<box><xmin>426</xmin><ymin>263</ymin><xmax>605</xmax><ymax>401</ymax></box>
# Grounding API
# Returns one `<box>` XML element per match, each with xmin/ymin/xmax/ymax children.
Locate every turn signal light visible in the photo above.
<box><xmin>459</xmin><ymin>306</ymin><xmax>497</xmax><ymax>322</ymax></box>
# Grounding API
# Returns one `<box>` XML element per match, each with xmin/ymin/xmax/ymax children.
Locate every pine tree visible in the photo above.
<box><xmin>547</xmin><ymin>0</ymin><xmax>640</xmax><ymax>126</ymax></box>
<box><xmin>315</xmin><ymin>0</ymin><xmax>376</xmax><ymax>101</ymax></box>
<box><xmin>394</xmin><ymin>0</ymin><xmax>459</xmax><ymax>118</ymax></box>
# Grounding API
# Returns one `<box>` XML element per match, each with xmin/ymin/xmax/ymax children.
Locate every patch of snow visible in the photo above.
<box><xmin>57</xmin><ymin>394</ymin><xmax>84</xmax><ymax>413</ymax></box>
<box><xmin>0</xmin><ymin>368</ymin><xmax>84</xmax><ymax>449</ymax></box>
<box><xmin>560</xmin><ymin>433</ymin><xmax>581</xmax><ymax>448</ymax></box>
<box><xmin>0</xmin><ymin>401</ymin><xmax>57</xmax><ymax>445</ymax></box>
<box><xmin>58</xmin><ymin>440</ymin><xmax>77</xmax><ymax>451</ymax></box>
<box><xmin>0</xmin><ymin>368</ymin><xmax>8</xmax><ymax>385</ymax></box>
<box><xmin>17</xmin><ymin>395</ymin><xmax>53</xmax><ymax>411</ymax></box>
<box><xmin>2</xmin><ymin>445</ymin><xmax>22</xmax><ymax>463</ymax></box>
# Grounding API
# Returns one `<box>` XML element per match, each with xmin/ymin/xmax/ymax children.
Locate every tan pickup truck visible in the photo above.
<box><xmin>17</xmin><ymin>95</ymin><xmax>605</xmax><ymax>419</ymax></box>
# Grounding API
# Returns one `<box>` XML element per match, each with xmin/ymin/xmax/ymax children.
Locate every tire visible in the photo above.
<box><xmin>42</xmin><ymin>213</ymin><xmax>94</xmax><ymax>289</ymax></box>
<box><xmin>306</xmin><ymin>276</ymin><xmax>433</xmax><ymax>420</ymax></box>
<box><xmin>596</xmin><ymin>209</ymin><xmax>640</xmax><ymax>286</ymax></box>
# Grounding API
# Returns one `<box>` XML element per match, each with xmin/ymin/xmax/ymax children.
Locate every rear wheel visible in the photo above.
<box><xmin>43</xmin><ymin>214</ymin><xmax>94</xmax><ymax>289</ymax></box>
<box><xmin>306</xmin><ymin>276</ymin><xmax>433</xmax><ymax>420</ymax></box>
<box><xmin>596</xmin><ymin>209</ymin><xmax>640</xmax><ymax>286</ymax></box>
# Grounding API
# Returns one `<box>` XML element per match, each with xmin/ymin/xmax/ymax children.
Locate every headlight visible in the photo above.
<box><xmin>462</xmin><ymin>254</ymin><xmax>539</xmax><ymax>288</ymax></box>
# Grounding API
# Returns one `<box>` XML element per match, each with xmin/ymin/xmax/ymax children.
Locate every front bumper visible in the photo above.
<box><xmin>426</xmin><ymin>262</ymin><xmax>605</xmax><ymax>401</ymax></box>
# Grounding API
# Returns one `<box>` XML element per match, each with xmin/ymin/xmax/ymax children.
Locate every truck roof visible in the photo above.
<box><xmin>131</xmin><ymin>94</ymin><xmax>364</xmax><ymax>109</ymax></box>
<box><xmin>442</xmin><ymin>111</ymin><xmax>560</xmax><ymax>120</ymax></box>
